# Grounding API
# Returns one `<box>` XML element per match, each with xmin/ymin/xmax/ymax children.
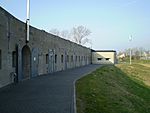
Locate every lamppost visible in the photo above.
<box><xmin>129</xmin><ymin>35</ymin><xmax>132</xmax><ymax>65</ymax></box>
<box><xmin>26</xmin><ymin>0</ymin><xmax>30</xmax><ymax>42</ymax></box>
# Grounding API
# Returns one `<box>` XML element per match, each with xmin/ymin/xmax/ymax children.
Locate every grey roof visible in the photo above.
<box><xmin>92</xmin><ymin>50</ymin><xmax>116</xmax><ymax>52</ymax></box>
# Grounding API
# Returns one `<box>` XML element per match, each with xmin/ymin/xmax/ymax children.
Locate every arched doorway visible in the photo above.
<box><xmin>22</xmin><ymin>45</ymin><xmax>31</xmax><ymax>80</ymax></box>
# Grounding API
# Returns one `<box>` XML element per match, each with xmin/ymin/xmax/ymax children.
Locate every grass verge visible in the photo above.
<box><xmin>76</xmin><ymin>65</ymin><xmax>150</xmax><ymax>113</ymax></box>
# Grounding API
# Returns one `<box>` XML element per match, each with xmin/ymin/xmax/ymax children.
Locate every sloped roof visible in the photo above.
<box><xmin>92</xmin><ymin>50</ymin><xmax>116</xmax><ymax>52</ymax></box>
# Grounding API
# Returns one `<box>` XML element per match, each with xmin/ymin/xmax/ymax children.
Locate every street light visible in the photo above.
<box><xmin>129</xmin><ymin>35</ymin><xmax>132</xmax><ymax>65</ymax></box>
<box><xmin>26</xmin><ymin>0</ymin><xmax>30</xmax><ymax>42</ymax></box>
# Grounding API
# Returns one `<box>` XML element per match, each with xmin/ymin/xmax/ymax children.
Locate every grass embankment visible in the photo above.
<box><xmin>76</xmin><ymin>63</ymin><xmax>150</xmax><ymax>113</ymax></box>
<box><xmin>117</xmin><ymin>63</ymin><xmax>150</xmax><ymax>87</ymax></box>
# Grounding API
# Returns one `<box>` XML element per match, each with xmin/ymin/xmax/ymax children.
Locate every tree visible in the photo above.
<box><xmin>49</xmin><ymin>25</ymin><xmax>91</xmax><ymax>45</ymax></box>
<box><xmin>139</xmin><ymin>47</ymin><xmax>145</xmax><ymax>57</ymax></box>
<box><xmin>121</xmin><ymin>47</ymin><xmax>148</xmax><ymax>60</ymax></box>
<box><xmin>60</xmin><ymin>30</ymin><xmax>70</xmax><ymax>39</ymax></box>
<box><xmin>71</xmin><ymin>25</ymin><xmax>91</xmax><ymax>45</ymax></box>
<box><xmin>49</xmin><ymin>28</ymin><xmax>60</xmax><ymax>36</ymax></box>
<box><xmin>49</xmin><ymin>29</ymin><xmax>70</xmax><ymax>39</ymax></box>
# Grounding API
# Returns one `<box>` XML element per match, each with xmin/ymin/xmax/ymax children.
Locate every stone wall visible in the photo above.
<box><xmin>0</xmin><ymin>7</ymin><xmax>91</xmax><ymax>88</ymax></box>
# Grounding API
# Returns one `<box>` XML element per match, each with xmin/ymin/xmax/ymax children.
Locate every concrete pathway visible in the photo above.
<box><xmin>0</xmin><ymin>64</ymin><xmax>101</xmax><ymax>113</ymax></box>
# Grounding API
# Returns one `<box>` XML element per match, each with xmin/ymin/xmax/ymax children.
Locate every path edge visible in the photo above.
<box><xmin>73</xmin><ymin>65</ymin><xmax>102</xmax><ymax>113</ymax></box>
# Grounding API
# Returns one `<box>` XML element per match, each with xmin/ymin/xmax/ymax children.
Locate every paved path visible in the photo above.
<box><xmin>0</xmin><ymin>64</ymin><xmax>101</xmax><ymax>113</ymax></box>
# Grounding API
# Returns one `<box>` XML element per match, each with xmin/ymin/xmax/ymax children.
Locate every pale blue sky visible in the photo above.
<box><xmin>0</xmin><ymin>0</ymin><xmax>150</xmax><ymax>51</ymax></box>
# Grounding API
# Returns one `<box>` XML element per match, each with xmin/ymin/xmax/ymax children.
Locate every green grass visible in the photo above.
<box><xmin>117</xmin><ymin>63</ymin><xmax>150</xmax><ymax>86</ymax></box>
<box><xmin>76</xmin><ymin>64</ymin><xmax>150</xmax><ymax>113</ymax></box>
<box><xmin>134</xmin><ymin>59</ymin><xmax>150</xmax><ymax>64</ymax></box>
<box><xmin>119</xmin><ymin>59</ymin><xmax>150</xmax><ymax>64</ymax></box>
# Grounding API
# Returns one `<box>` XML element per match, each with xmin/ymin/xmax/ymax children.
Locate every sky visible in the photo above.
<box><xmin>0</xmin><ymin>0</ymin><xmax>150</xmax><ymax>52</ymax></box>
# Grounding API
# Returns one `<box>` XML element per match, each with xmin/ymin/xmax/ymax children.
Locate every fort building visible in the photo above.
<box><xmin>92</xmin><ymin>50</ymin><xmax>117</xmax><ymax>64</ymax></box>
<box><xmin>0</xmin><ymin>7</ymin><xmax>116</xmax><ymax>88</ymax></box>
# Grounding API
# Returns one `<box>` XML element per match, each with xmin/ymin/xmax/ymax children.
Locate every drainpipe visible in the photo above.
<box><xmin>26</xmin><ymin>0</ymin><xmax>30</xmax><ymax>42</ymax></box>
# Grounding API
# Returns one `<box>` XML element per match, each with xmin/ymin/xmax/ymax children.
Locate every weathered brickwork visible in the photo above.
<box><xmin>0</xmin><ymin>7</ymin><xmax>91</xmax><ymax>88</ymax></box>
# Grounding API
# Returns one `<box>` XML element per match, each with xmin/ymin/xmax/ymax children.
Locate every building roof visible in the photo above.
<box><xmin>92</xmin><ymin>50</ymin><xmax>116</xmax><ymax>52</ymax></box>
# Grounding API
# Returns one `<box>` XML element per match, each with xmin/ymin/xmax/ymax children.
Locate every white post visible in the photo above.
<box><xmin>26</xmin><ymin>0</ymin><xmax>30</xmax><ymax>42</ymax></box>
<box><xmin>130</xmin><ymin>48</ymin><xmax>132</xmax><ymax>65</ymax></box>
<box><xmin>129</xmin><ymin>35</ymin><xmax>132</xmax><ymax>65</ymax></box>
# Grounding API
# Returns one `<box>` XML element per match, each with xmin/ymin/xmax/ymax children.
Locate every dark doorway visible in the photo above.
<box><xmin>22</xmin><ymin>45</ymin><xmax>31</xmax><ymax>79</ymax></box>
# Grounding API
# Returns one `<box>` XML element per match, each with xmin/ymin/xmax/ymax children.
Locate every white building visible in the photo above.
<box><xmin>92</xmin><ymin>50</ymin><xmax>117</xmax><ymax>64</ymax></box>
